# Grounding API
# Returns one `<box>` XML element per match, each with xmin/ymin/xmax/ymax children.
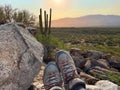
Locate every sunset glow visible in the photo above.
<box><xmin>53</xmin><ymin>0</ymin><xmax>62</xmax><ymax>4</ymax></box>
<box><xmin>0</xmin><ymin>0</ymin><xmax>120</xmax><ymax>20</ymax></box>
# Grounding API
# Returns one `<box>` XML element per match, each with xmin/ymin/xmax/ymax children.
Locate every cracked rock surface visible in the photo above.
<box><xmin>0</xmin><ymin>23</ymin><xmax>44</xmax><ymax>90</ymax></box>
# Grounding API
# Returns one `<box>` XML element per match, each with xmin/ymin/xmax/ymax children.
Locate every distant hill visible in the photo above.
<box><xmin>52</xmin><ymin>15</ymin><xmax>120</xmax><ymax>27</ymax></box>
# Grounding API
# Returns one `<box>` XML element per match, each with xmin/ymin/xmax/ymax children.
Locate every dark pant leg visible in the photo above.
<box><xmin>50</xmin><ymin>86</ymin><xmax>64</xmax><ymax>90</ymax></box>
<box><xmin>70</xmin><ymin>83</ymin><xmax>86</xmax><ymax>90</ymax></box>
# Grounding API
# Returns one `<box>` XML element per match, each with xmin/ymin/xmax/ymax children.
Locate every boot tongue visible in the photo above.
<box><xmin>68</xmin><ymin>78</ymin><xmax>86</xmax><ymax>90</ymax></box>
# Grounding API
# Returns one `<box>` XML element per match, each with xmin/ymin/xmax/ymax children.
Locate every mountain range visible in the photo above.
<box><xmin>51</xmin><ymin>15</ymin><xmax>120</xmax><ymax>27</ymax></box>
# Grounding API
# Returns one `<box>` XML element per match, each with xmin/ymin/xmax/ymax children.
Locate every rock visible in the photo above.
<box><xmin>80</xmin><ymin>72</ymin><xmax>99</xmax><ymax>85</ymax></box>
<box><xmin>110</xmin><ymin>67</ymin><xmax>119</xmax><ymax>72</ymax></box>
<box><xmin>88</xmin><ymin>66</ymin><xmax>109</xmax><ymax>80</ymax></box>
<box><xmin>118</xmin><ymin>86</ymin><xmax>120</xmax><ymax>90</ymax></box>
<box><xmin>86</xmin><ymin>80</ymin><xmax>119</xmax><ymax>90</ymax></box>
<box><xmin>86</xmin><ymin>85</ymin><xmax>102</xmax><ymax>90</ymax></box>
<box><xmin>72</xmin><ymin>55</ymin><xmax>85</xmax><ymax>69</ymax></box>
<box><xmin>90</xmin><ymin>59</ymin><xmax>109</xmax><ymax>69</ymax></box>
<box><xmin>103</xmin><ymin>54</ymin><xmax>120</xmax><ymax>71</ymax></box>
<box><xmin>96</xmin><ymin>80</ymin><xmax>119</xmax><ymax>90</ymax></box>
<box><xmin>96</xmin><ymin>59</ymin><xmax>110</xmax><ymax>69</ymax></box>
<box><xmin>70</xmin><ymin>48</ymin><xmax>86</xmax><ymax>69</ymax></box>
<box><xmin>102</xmin><ymin>53</ymin><xmax>112</xmax><ymax>60</ymax></box>
<box><xmin>109</xmin><ymin>62</ymin><xmax>120</xmax><ymax>71</ymax></box>
<box><xmin>88</xmin><ymin>66</ymin><xmax>120</xmax><ymax>84</ymax></box>
<box><xmin>0</xmin><ymin>23</ymin><xmax>44</xmax><ymax>90</ymax></box>
<box><xmin>84</xmin><ymin>50</ymin><xmax>103</xmax><ymax>60</ymax></box>
<box><xmin>70</xmin><ymin>48</ymin><xmax>83</xmax><ymax>55</ymax></box>
<box><xmin>84</xmin><ymin>58</ymin><xmax>110</xmax><ymax>72</ymax></box>
<box><xmin>84</xmin><ymin>59</ymin><xmax>92</xmax><ymax>72</ymax></box>
<box><xmin>32</xmin><ymin>66</ymin><xmax>45</xmax><ymax>90</ymax></box>
<box><xmin>103</xmin><ymin>54</ymin><xmax>120</xmax><ymax>67</ymax></box>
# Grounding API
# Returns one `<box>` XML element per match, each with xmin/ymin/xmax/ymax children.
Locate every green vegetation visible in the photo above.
<box><xmin>0</xmin><ymin>5</ymin><xmax>35</xmax><ymax>26</ymax></box>
<box><xmin>38</xmin><ymin>8</ymin><xmax>65</xmax><ymax>62</ymax></box>
<box><xmin>36</xmin><ymin>34</ymin><xmax>64</xmax><ymax>49</ymax></box>
<box><xmin>36</xmin><ymin>27</ymin><xmax>120</xmax><ymax>62</ymax></box>
<box><xmin>96</xmin><ymin>71</ymin><xmax>120</xmax><ymax>85</ymax></box>
<box><xmin>51</xmin><ymin>28</ymin><xmax>120</xmax><ymax>57</ymax></box>
<box><xmin>64</xmin><ymin>45</ymin><xmax>120</xmax><ymax>57</ymax></box>
<box><xmin>52</xmin><ymin>28</ymin><xmax>120</xmax><ymax>46</ymax></box>
<box><xmin>39</xmin><ymin>8</ymin><xmax>52</xmax><ymax>36</ymax></box>
<box><xmin>107</xmin><ymin>72</ymin><xmax>120</xmax><ymax>85</ymax></box>
<box><xmin>36</xmin><ymin>27</ymin><xmax>120</xmax><ymax>84</ymax></box>
<box><xmin>36</xmin><ymin>27</ymin><xmax>120</xmax><ymax>60</ymax></box>
<box><xmin>36</xmin><ymin>34</ymin><xmax>64</xmax><ymax>63</ymax></box>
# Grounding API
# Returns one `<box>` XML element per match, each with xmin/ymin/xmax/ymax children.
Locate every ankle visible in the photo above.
<box><xmin>50</xmin><ymin>86</ymin><xmax>63</xmax><ymax>90</ymax></box>
<box><xmin>68</xmin><ymin>78</ymin><xmax>86</xmax><ymax>90</ymax></box>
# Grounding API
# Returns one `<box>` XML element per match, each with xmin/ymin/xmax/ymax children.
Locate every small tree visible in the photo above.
<box><xmin>4</xmin><ymin>5</ymin><xmax>13</xmax><ymax>22</ymax></box>
<box><xmin>0</xmin><ymin>5</ymin><xmax>35</xmax><ymax>26</ymax></box>
<box><xmin>13</xmin><ymin>10</ymin><xmax>35</xmax><ymax>26</ymax></box>
<box><xmin>0</xmin><ymin>6</ymin><xmax>6</xmax><ymax>24</ymax></box>
<box><xmin>22</xmin><ymin>10</ymin><xmax>35</xmax><ymax>26</ymax></box>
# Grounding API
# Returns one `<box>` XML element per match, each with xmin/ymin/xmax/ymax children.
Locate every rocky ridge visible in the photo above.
<box><xmin>0</xmin><ymin>23</ymin><xmax>119</xmax><ymax>90</ymax></box>
<box><xmin>31</xmin><ymin>48</ymin><xmax>120</xmax><ymax>90</ymax></box>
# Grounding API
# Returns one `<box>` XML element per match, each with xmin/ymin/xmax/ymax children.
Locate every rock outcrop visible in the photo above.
<box><xmin>30</xmin><ymin>48</ymin><xmax>120</xmax><ymax>90</ymax></box>
<box><xmin>0</xmin><ymin>23</ymin><xmax>44</xmax><ymax>90</ymax></box>
<box><xmin>31</xmin><ymin>67</ymin><xmax>120</xmax><ymax>90</ymax></box>
<box><xmin>86</xmin><ymin>80</ymin><xmax>119</xmax><ymax>90</ymax></box>
<box><xmin>70</xmin><ymin>48</ymin><xmax>120</xmax><ymax>85</ymax></box>
<box><xmin>80</xmin><ymin>72</ymin><xmax>99</xmax><ymax>85</ymax></box>
<box><xmin>95</xmin><ymin>80</ymin><xmax>119</xmax><ymax>90</ymax></box>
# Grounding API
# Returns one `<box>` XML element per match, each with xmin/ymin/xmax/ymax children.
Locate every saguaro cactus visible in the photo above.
<box><xmin>39</xmin><ymin>8</ymin><xmax>52</xmax><ymax>36</ymax></box>
<box><xmin>48</xmin><ymin>8</ymin><xmax>52</xmax><ymax>34</ymax></box>
<box><xmin>39</xmin><ymin>8</ymin><xmax>43</xmax><ymax>34</ymax></box>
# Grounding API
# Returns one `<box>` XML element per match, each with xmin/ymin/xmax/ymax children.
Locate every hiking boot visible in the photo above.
<box><xmin>56</xmin><ymin>50</ymin><xmax>86</xmax><ymax>90</ymax></box>
<box><xmin>43</xmin><ymin>62</ymin><xmax>62</xmax><ymax>90</ymax></box>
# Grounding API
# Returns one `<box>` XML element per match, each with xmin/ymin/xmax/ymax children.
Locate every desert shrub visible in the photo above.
<box><xmin>107</xmin><ymin>72</ymin><xmax>120</xmax><ymax>85</ymax></box>
<box><xmin>36</xmin><ymin>34</ymin><xmax>64</xmax><ymax>49</ymax></box>
<box><xmin>63</xmin><ymin>45</ymin><xmax>120</xmax><ymax>58</ymax></box>
<box><xmin>36</xmin><ymin>34</ymin><xmax>64</xmax><ymax>63</ymax></box>
<box><xmin>96</xmin><ymin>71</ymin><xmax>120</xmax><ymax>85</ymax></box>
<box><xmin>52</xmin><ymin>28</ymin><xmax>120</xmax><ymax>46</ymax></box>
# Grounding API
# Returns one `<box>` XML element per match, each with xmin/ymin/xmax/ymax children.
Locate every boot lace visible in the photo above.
<box><xmin>60</xmin><ymin>60</ymin><xmax>76</xmax><ymax>84</ymax></box>
<box><xmin>44</xmin><ymin>71</ymin><xmax>61</xmax><ymax>90</ymax></box>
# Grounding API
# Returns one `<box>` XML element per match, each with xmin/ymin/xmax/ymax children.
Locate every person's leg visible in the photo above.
<box><xmin>50</xmin><ymin>86</ymin><xmax>63</xmax><ymax>90</ymax></box>
<box><xmin>56</xmin><ymin>50</ymin><xmax>86</xmax><ymax>90</ymax></box>
<box><xmin>43</xmin><ymin>62</ymin><xmax>63</xmax><ymax>90</ymax></box>
<box><xmin>69</xmin><ymin>78</ymin><xmax>86</xmax><ymax>90</ymax></box>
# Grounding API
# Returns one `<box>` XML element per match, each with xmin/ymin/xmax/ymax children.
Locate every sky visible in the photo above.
<box><xmin>0</xmin><ymin>0</ymin><xmax>120</xmax><ymax>20</ymax></box>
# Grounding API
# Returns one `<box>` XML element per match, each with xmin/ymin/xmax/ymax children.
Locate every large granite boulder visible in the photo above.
<box><xmin>86</xmin><ymin>80</ymin><xmax>119</xmax><ymax>90</ymax></box>
<box><xmin>0</xmin><ymin>23</ymin><xmax>44</xmax><ymax>90</ymax></box>
<box><xmin>95</xmin><ymin>80</ymin><xmax>119</xmax><ymax>90</ymax></box>
<box><xmin>86</xmin><ymin>85</ymin><xmax>102</xmax><ymax>90</ymax></box>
